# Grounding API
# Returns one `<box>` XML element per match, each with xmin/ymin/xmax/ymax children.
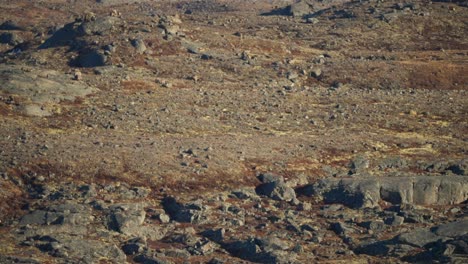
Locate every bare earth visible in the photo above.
<box><xmin>0</xmin><ymin>0</ymin><xmax>467</xmax><ymax>263</ymax></box>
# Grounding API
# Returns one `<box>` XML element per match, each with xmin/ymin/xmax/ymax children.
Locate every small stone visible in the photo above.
<box><xmin>73</xmin><ymin>70</ymin><xmax>82</xmax><ymax>81</ymax></box>
<box><xmin>298</xmin><ymin>202</ymin><xmax>312</xmax><ymax>211</ymax></box>
<box><xmin>310</xmin><ymin>68</ymin><xmax>322</xmax><ymax>78</ymax></box>
<box><xmin>385</xmin><ymin>215</ymin><xmax>405</xmax><ymax>226</ymax></box>
<box><xmin>157</xmin><ymin>213</ymin><xmax>170</xmax><ymax>223</ymax></box>
<box><xmin>36</xmin><ymin>176</ymin><xmax>46</xmax><ymax>182</ymax></box>
<box><xmin>306</xmin><ymin>18</ymin><xmax>319</xmax><ymax>24</ymax></box>
<box><xmin>131</xmin><ymin>38</ymin><xmax>147</xmax><ymax>54</ymax></box>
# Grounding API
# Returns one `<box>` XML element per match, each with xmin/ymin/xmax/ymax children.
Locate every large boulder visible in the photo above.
<box><xmin>288</xmin><ymin>1</ymin><xmax>314</xmax><ymax>17</ymax></box>
<box><xmin>76</xmin><ymin>50</ymin><xmax>107</xmax><ymax>67</ymax></box>
<box><xmin>298</xmin><ymin>176</ymin><xmax>468</xmax><ymax>208</ymax></box>
<box><xmin>162</xmin><ymin>197</ymin><xmax>207</xmax><ymax>224</ymax></box>
<box><xmin>356</xmin><ymin>220</ymin><xmax>468</xmax><ymax>259</ymax></box>
<box><xmin>255</xmin><ymin>173</ymin><xmax>297</xmax><ymax>202</ymax></box>
<box><xmin>224</xmin><ymin>237</ymin><xmax>295</xmax><ymax>263</ymax></box>
<box><xmin>107</xmin><ymin>203</ymin><xmax>146</xmax><ymax>235</ymax></box>
<box><xmin>77</xmin><ymin>16</ymin><xmax>120</xmax><ymax>36</ymax></box>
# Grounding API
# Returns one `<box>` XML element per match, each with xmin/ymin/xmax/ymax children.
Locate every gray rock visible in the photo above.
<box><xmin>306</xmin><ymin>17</ymin><xmax>319</xmax><ymax>24</ymax></box>
<box><xmin>446</xmin><ymin>160</ymin><xmax>467</xmax><ymax>175</ymax></box>
<box><xmin>189</xmin><ymin>238</ymin><xmax>218</xmax><ymax>255</ymax></box>
<box><xmin>349</xmin><ymin>155</ymin><xmax>370</xmax><ymax>175</ymax></box>
<box><xmin>202</xmin><ymin>228</ymin><xmax>225</xmax><ymax>243</ymax></box>
<box><xmin>77</xmin><ymin>16</ymin><xmax>120</xmax><ymax>36</ymax></box>
<box><xmin>96</xmin><ymin>0</ymin><xmax>142</xmax><ymax>5</ymax></box>
<box><xmin>380</xmin><ymin>177</ymin><xmax>414</xmax><ymax>204</ymax></box>
<box><xmin>301</xmin><ymin>176</ymin><xmax>468</xmax><ymax>208</ymax></box>
<box><xmin>397</xmin><ymin>228</ymin><xmax>445</xmax><ymax>247</ymax></box>
<box><xmin>223</xmin><ymin>238</ymin><xmax>274</xmax><ymax>263</ymax></box>
<box><xmin>398</xmin><ymin>204</ymin><xmax>433</xmax><ymax>224</ymax></box>
<box><xmin>48</xmin><ymin>202</ymin><xmax>90</xmax><ymax>214</ymax></box>
<box><xmin>288</xmin><ymin>1</ymin><xmax>313</xmax><ymax>17</ymax></box>
<box><xmin>330</xmin><ymin>222</ymin><xmax>356</xmax><ymax>237</ymax></box>
<box><xmin>162</xmin><ymin>197</ymin><xmax>207</xmax><ymax>224</ymax></box>
<box><xmin>310</xmin><ymin>68</ymin><xmax>322</xmax><ymax>79</ymax></box>
<box><xmin>0</xmin><ymin>20</ymin><xmax>23</xmax><ymax>30</ymax></box>
<box><xmin>134</xmin><ymin>254</ymin><xmax>174</xmax><ymax>264</ymax></box>
<box><xmin>231</xmin><ymin>187</ymin><xmax>258</xmax><ymax>199</ymax></box>
<box><xmin>108</xmin><ymin>203</ymin><xmax>146</xmax><ymax>235</ymax></box>
<box><xmin>64</xmin><ymin>239</ymin><xmax>126</xmax><ymax>262</ymax></box>
<box><xmin>433</xmin><ymin>220</ymin><xmax>468</xmax><ymax>238</ymax></box>
<box><xmin>354</xmin><ymin>240</ymin><xmax>393</xmax><ymax>256</ymax></box>
<box><xmin>20</xmin><ymin>203</ymin><xmax>94</xmax><ymax>227</ymax></box>
<box><xmin>207</xmin><ymin>258</ymin><xmax>225</xmax><ymax>264</ymax></box>
<box><xmin>122</xmin><ymin>237</ymin><xmax>147</xmax><ymax>255</ymax></box>
<box><xmin>26</xmin><ymin>235</ymin><xmax>126</xmax><ymax>262</ymax></box>
<box><xmin>157</xmin><ymin>213</ymin><xmax>170</xmax><ymax>223</ymax></box>
<box><xmin>158</xmin><ymin>15</ymin><xmax>181</xmax><ymax>36</ymax></box>
<box><xmin>355</xmin><ymin>239</ymin><xmax>419</xmax><ymax>258</ymax></box>
<box><xmin>259</xmin><ymin>236</ymin><xmax>291</xmax><ymax>251</ymax></box>
<box><xmin>104</xmin><ymin>44</ymin><xmax>117</xmax><ymax>53</ymax></box>
<box><xmin>116</xmin><ymin>186</ymin><xmax>151</xmax><ymax>199</ymax></box>
<box><xmin>355</xmin><ymin>222</ymin><xmax>466</xmax><ymax>257</ymax></box>
<box><xmin>182</xmin><ymin>40</ymin><xmax>203</xmax><ymax>54</ymax></box>
<box><xmin>258</xmin><ymin>173</ymin><xmax>284</xmax><ymax>184</ymax></box>
<box><xmin>163</xmin><ymin>248</ymin><xmax>190</xmax><ymax>258</ymax></box>
<box><xmin>131</xmin><ymin>39</ymin><xmax>147</xmax><ymax>54</ymax></box>
<box><xmin>224</xmin><ymin>237</ymin><xmax>295</xmax><ymax>263</ymax></box>
<box><xmin>0</xmin><ymin>32</ymin><xmax>23</xmax><ymax>45</ymax></box>
<box><xmin>0</xmin><ymin>255</ymin><xmax>40</xmax><ymax>264</ymax></box>
<box><xmin>380</xmin><ymin>12</ymin><xmax>401</xmax><ymax>23</ymax></box>
<box><xmin>359</xmin><ymin>220</ymin><xmax>385</xmax><ymax>232</ymax></box>
<box><xmin>311</xmin><ymin>178</ymin><xmax>380</xmax><ymax>208</ymax></box>
<box><xmin>384</xmin><ymin>215</ymin><xmax>405</xmax><ymax>226</ymax></box>
<box><xmin>0</xmin><ymin>65</ymin><xmax>96</xmax><ymax>116</ymax></box>
<box><xmin>77</xmin><ymin>50</ymin><xmax>107</xmax><ymax>67</ymax></box>
<box><xmin>20</xmin><ymin>210</ymin><xmax>47</xmax><ymax>225</ymax></box>
<box><xmin>378</xmin><ymin>156</ymin><xmax>408</xmax><ymax>170</ymax></box>
<box><xmin>255</xmin><ymin>173</ymin><xmax>296</xmax><ymax>202</ymax></box>
<box><xmin>39</xmin><ymin>22</ymin><xmax>78</xmax><ymax>49</ymax></box>
<box><xmin>79</xmin><ymin>184</ymin><xmax>97</xmax><ymax>198</ymax></box>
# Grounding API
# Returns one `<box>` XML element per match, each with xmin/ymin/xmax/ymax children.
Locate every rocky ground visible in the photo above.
<box><xmin>0</xmin><ymin>0</ymin><xmax>467</xmax><ymax>263</ymax></box>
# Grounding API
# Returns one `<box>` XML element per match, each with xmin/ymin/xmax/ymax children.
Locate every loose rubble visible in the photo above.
<box><xmin>0</xmin><ymin>0</ymin><xmax>466</xmax><ymax>263</ymax></box>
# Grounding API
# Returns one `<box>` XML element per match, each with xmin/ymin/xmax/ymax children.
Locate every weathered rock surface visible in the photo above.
<box><xmin>0</xmin><ymin>0</ymin><xmax>467</xmax><ymax>263</ymax></box>
<box><xmin>0</xmin><ymin>65</ymin><xmax>97</xmax><ymax>116</ymax></box>
<box><xmin>356</xmin><ymin>219</ymin><xmax>468</xmax><ymax>262</ymax></box>
<box><xmin>299</xmin><ymin>176</ymin><xmax>468</xmax><ymax>208</ymax></box>
<box><xmin>255</xmin><ymin>173</ymin><xmax>297</xmax><ymax>202</ymax></box>
<box><xmin>224</xmin><ymin>237</ymin><xmax>295</xmax><ymax>263</ymax></box>
<box><xmin>77</xmin><ymin>16</ymin><xmax>120</xmax><ymax>36</ymax></box>
<box><xmin>77</xmin><ymin>50</ymin><xmax>107</xmax><ymax>67</ymax></box>
<box><xmin>288</xmin><ymin>0</ymin><xmax>314</xmax><ymax>17</ymax></box>
<box><xmin>162</xmin><ymin>197</ymin><xmax>207</xmax><ymax>224</ymax></box>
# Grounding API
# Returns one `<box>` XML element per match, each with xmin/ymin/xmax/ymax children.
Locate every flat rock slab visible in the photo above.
<box><xmin>432</xmin><ymin>219</ymin><xmax>468</xmax><ymax>237</ymax></box>
<box><xmin>0</xmin><ymin>65</ymin><xmax>97</xmax><ymax>116</ymax></box>
<box><xmin>356</xmin><ymin>219</ymin><xmax>468</xmax><ymax>257</ymax></box>
<box><xmin>397</xmin><ymin>228</ymin><xmax>446</xmax><ymax>247</ymax></box>
<box><xmin>300</xmin><ymin>175</ymin><xmax>468</xmax><ymax>208</ymax></box>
